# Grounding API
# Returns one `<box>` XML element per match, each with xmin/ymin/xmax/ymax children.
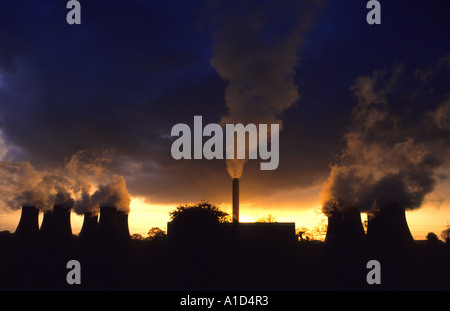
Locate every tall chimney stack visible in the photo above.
<box><xmin>232</xmin><ymin>178</ymin><xmax>239</xmax><ymax>223</ymax></box>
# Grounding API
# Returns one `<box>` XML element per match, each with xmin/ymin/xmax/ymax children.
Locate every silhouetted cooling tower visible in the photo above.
<box><xmin>98</xmin><ymin>206</ymin><xmax>118</xmax><ymax>239</ymax></box>
<box><xmin>98</xmin><ymin>206</ymin><xmax>130</xmax><ymax>243</ymax></box>
<box><xmin>233</xmin><ymin>178</ymin><xmax>239</xmax><ymax>223</ymax></box>
<box><xmin>14</xmin><ymin>205</ymin><xmax>39</xmax><ymax>240</ymax></box>
<box><xmin>325</xmin><ymin>207</ymin><xmax>365</xmax><ymax>245</ymax></box>
<box><xmin>39</xmin><ymin>209</ymin><xmax>55</xmax><ymax>239</ymax></box>
<box><xmin>79</xmin><ymin>212</ymin><xmax>98</xmax><ymax>240</ymax></box>
<box><xmin>116</xmin><ymin>210</ymin><xmax>130</xmax><ymax>241</ymax></box>
<box><xmin>367</xmin><ymin>204</ymin><xmax>413</xmax><ymax>245</ymax></box>
<box><xmin>40</xmin><ymin>205</ymin><xmax>73</xmax><ymax>242</ymax></box>
<box><xmin>54</xmin><ymin>205</ymin><xmax>72</xmax><ymax>237</ymax></box>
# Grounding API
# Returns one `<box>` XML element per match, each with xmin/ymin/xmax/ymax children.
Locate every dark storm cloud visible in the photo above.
<box><xmin>0</xmin><ymin>0</ymin><xmax>232</xmax><ymax>205</ymax></box>
<box><xmin>0</xmin><ymin>0</ymin><xmax>449</xmax><ymax>208</ymax></box>
<box><xmin>0</xmin><ymin>2</ymin><xmax>216</xmax><ymax>151</ymax></box>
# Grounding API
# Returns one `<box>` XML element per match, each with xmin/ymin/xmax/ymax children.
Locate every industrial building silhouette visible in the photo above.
<box><xmin>0</xmin><ymin>203</ymin><xmax>448</xmax><ymax>290</ymax></box>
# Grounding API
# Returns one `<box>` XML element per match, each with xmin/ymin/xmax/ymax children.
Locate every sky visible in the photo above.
<box><xmin>0</xmin><ymin>0</ymin><xmax>449</xmax><ymax>239</ymax></box>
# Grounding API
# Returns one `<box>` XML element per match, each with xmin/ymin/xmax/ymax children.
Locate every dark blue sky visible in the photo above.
<box><xmin>0</xmin><ymin>0</ymin><xmax>449</xmax><ymax>205</ymax></box>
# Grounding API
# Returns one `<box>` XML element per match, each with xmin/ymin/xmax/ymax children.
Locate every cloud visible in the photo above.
<box><xmin>209</xmin><ymin>0</ymin><xmax>324</xmax><ymax>178</ymax></box>
<box><xmin>431</xmin><ymin>96</ymin><xmax>450</xmax><ymax>130</ymax></box>
<box><xmin>0</xmin><ymin>149</ymin><xmax>131</xmax><ymax>215</ymax></box>
<box><xmin>90</xmin><ymin>175</ymin><xmax>131</xmax><ymax>214</ymax></box>
<box><xmin>0</xmin><ymin>1</ymin><xmax>449</xmax><ymax>214</ymax></box>
<box><xmin>321</xmin><ymin>63</ymin><xmax>449</xmax><ymax>214</ymax></box>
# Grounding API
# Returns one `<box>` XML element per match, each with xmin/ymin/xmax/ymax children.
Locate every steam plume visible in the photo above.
<box><xmin>0</xmin><ymin>161</ymin><xmax>42</xmax><ymax>210</ymax></box>
<box><xmin>209</xmin><ymin>0</ymin><xmax>323</xmax><ymax>178</ymax></box>
<box><xmin>321</xmin><ymin>67</ymin><xmax>443</xmax><ymax>215</ymax></box>
<box><xmin>225</xmin><ymin>159</ymin><xmax>247</xmax><ymax>179</ymax></box>
<box><xmin>0</xmin><ymin>149</ymin><xmax>131</xmax><ymax>215</ymax></box>
<box><xmin>431</xmin><ymin>95</ymin><xmax>450</xmax><ymax>130</ymax></box>
<box><xmin>91</xmin><ymin>175</ymin><xmax>131</xmax><ymax>214</ymax></box>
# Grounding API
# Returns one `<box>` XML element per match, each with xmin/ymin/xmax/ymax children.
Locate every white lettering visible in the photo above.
<box><xmin>366</xmin><ymin>259</ymin><xmax>381</xmax><ymax>284</ymax></box>
<box><xmin>170</xmin><ymin>116</ymin><xmax>280</xmax><ymax>170</ymax></box>
<box><xmin>66</xmin><ymin>0</ymin><xmax>81</xmax><ymax>25</ymax></box>
<box><xmin>366</xmin><ymin>0</ymin><xmax>381</xmax><ymax>25</ymax></box>
<box><xmin>66</xmin><ymin>259</ymin><xmax>81</xmax><ymax>285</ymax></box>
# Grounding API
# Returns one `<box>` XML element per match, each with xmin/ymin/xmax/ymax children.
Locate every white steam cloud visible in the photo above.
<box><xmin>0</xmin><ymin>149</ymin><xmax>131</xmax><ymax>215</ymax></box>
<box><xmin>209</xmin><ymin>0</ymin><xmax>324</xmax><ymax>178</ymax></box>
<box><xmin>321</xmin><ymin>66</ymin><xmax>447</xmax><ymax>215</ymax></box>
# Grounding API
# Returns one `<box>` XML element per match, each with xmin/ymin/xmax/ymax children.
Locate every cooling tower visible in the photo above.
<box><xmin>367</xmin><ymin>204</ymin><xmax>413</xmax><ymax>245</ymax></box>
<box><xmin>116</xmin><ymin>210</ymin><xmax>130</xmax><ymax>241</ymax></box>
<box><xmin>98</xmin><ymin>206</ymin><xmax>118</xmax><ymax>239</ymax></box>
<box><xmin>97</xmin><ymin>206</ymin><xmax>130</xmax><ymax>245</ymax></box>
<box><xmin>39</xmin><ymin>209</ymin><xmax>55</xmax><ymax>239</ymax></box>
<box><xmin>325</xmin><ymin>214</ymin><xmax>342</xmax><ymax>244</ymax></box>
<box><xmin>14</xmin><ymin>205</ymin><xmax>39</xmax><ymax>240</ymax></box>
<box><xmin>40</xmin><ymin>205</ymin><xmax>73</xmax><ymax>242</ymax></box>
<box><xmin>325</xmin><ymin>207</ymin><xmax>365</xmax><ymax>245</ymax></box>
<box><xmin>54</xmin><ymin>205</ymin><xmax>72</xmax><ymax>237</ymax></box>
<box><xmin>79</xmin><ymin>212</ymin><xmax>98</xmax><ymax>240</ymax></box>
<box><xmin>232</xmin><ymin>178</ymin><xmax>239</xmax><ymax>223</ymax></box>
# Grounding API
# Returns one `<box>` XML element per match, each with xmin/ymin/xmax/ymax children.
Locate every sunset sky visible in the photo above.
<box><xmin>0</xmin><ymin>0</ymin><xmax>449</xmax><ymax>240</ymax></box>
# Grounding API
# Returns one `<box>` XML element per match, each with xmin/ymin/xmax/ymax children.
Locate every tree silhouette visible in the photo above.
<box><xmin>131</xmin><ymin>233</ymin><xmax>145</xmax><ymax>240</ymax></box>
<box><xmin>256</xmin><ymin>214</ymin><xmax>278</xmax><ymax>223</ymax></box>
<box><xmin>147</xmin><ymin>227</ymin><xmax>167</xmax><ymax>241</ymax></box>
<box><xmin>168</xmin><ymin>201</ymin><xmax>230</xmax><ymax>246</ymax></box>
<box><xmin>169</xmin><ymin>201</ymin><xmax>230</xmax><ymax>225</ymax></box>
<box><xmin>441</xmin><ymin>227</ymin><xmax>450</xmax><ymax>243</ymax></box>
<box><xmin>311</xmin><ymin>219</ymin><xmax>328</xmax><ymax>241</ymax></box>
<box><xmin>426</xmin><ymin>232</ymin><xmax>440</xmax><ymax>244</ymax></box>
<box><xmin>296</xmin><ymin>227</ymin><xmax>310</xmax><ymax>242</ymax></box>
<box><xmin>322</xmin><ymin>198</ymin><xmax>345</xmax><ymax>217</ymax></box>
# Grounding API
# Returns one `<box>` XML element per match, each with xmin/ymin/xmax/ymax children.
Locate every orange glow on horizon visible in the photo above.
<box><xmin>126</xmin><ymin>194</ymin><xmax>450</xmax><ymax>241</ymax></box>
<box><xmin>0</xmin><ymin>194</ymin><xmax>449</xmax><ymax>241</ymax></box>
<box><xmin>127</xmin><ymin>197</ymin><xmax>328</xmax><ymax>240</ymax></box>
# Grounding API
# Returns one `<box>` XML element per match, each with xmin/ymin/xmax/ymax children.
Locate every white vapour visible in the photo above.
<box><xmin>209</xmin><ymin>0</ymin><xmax>324</xmax><ymax>178</ymax></box>
<box><xmin>321</xmin><ymin>67</ymin><xmax>444</xmax><ymax>214</ymax></box>
<box><xmin>0</xmin><ymin>149</ymin><xmax>131</xmax><ymax>215</ymax></box>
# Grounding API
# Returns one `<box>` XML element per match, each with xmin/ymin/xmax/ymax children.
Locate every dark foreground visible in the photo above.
<box><xmin>0</xmin><ymin>231</ymin><xmax>448</xmax><ymax>291</ymax></box>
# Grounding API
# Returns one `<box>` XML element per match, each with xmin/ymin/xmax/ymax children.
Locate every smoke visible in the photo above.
<box><xmin>67</xmin><ymin>150</ymin><xmax>131</xmax><ymax>215</ymax></box>
<box><xmin>0</xmin><ymin>161</ymin><xmax>42</xmax><ymax>210</ymax></box>
<box><xmin>91</xmin><ymin>175</ymin><xmax>131</xmax><ymax>213</ymax></box>
<box><xmin>209</xmin><ymin>0</ymin><xmax>323</xmax><ymax>178</ymax></box>
<box><xmin>0</xmin><ymin>149</ymin><xmax>131</xmax><ymax>215</ymax></box>
<box><xmin>321</xmin><ymin>66</ymin><xmax>445</xmax><ymax>215</ymax></box>
<box><xmin>39</xmin><ymin>173</ymin><xmax>75</xmax><ymax>209</ymax></box>
<box><xmin>65</xmin><ymin>149</ymin><xmax>115</xmax><ymax>215</ymax></box>
<box><xmin>225</xmin><ymin>159</ymin><xmax>247</xmax><ymax>179</ymax></box>
<box><xmin>0</xmin><ymin>167</ymin><xmax>76</xmax><ymax>212</ymax></box>
<box><xmin>431</xmin><ymin>95</ymin><xmax>450</xmax><ymax>131</ymax></box>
